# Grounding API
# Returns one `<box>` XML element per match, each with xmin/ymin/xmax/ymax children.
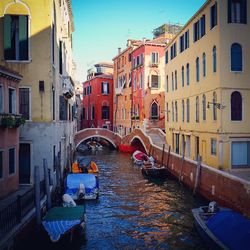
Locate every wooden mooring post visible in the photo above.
<box><xmin>43</xmin><ymin>159</ymin><xmax>52</xmax><ymax>210</ymax></box>
<box><xmin>179</xmin><ymin>141</ymin><xmax>186</xmax><ymax>183</ymax></box>
<box><xmin>166</xmin><ymin>145</ymin><xmax>171</xmax><ymax>168</ymax></box>
<box><xmin>34</xmin><ymin>165</ymin><xmax>41</xmax><ymax>226</ymax></box>
<box><xmin>193</xmin><ymin>155</ymin><xmax>202</xmax><ymax>196</ymax></box>
<box><xmin>161</xmin><ymin>144</ymin><xmax>165</xmax><ymax>167</ymax></box>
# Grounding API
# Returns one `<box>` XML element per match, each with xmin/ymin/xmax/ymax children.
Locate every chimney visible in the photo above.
<box><xmin>142</xmin><ymin>37</ymin><xmax>146</xmax><ymax>43</ymax></box>
<box><xmin>127</xmin><ymin>39</ymin><xmax>131</xmax><ymax>47</ymax></box>
<box><xmin>118</xmin><ymin>47</ymin><xmax>121</xmax><ymax>54</ymax></box>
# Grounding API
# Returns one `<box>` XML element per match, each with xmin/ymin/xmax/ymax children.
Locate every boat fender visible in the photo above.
<box><xmin>62</xmin><ymin>193</ymin><xmax>76</xmax><ymax>207</ymax></box>
<box><xmin>208</xmin><ymin>201</ymin><xmax>218</xmax><ymax>213</ymax></box>
<box><xmin>78</xmin><ymin>183</ymin><xmax>85</xmax><ymax>199</ymax></box>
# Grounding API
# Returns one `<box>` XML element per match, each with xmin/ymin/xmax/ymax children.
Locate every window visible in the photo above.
<box><xmin>213</xmin><ymin>92</ymin><xmax>217</xmax><ymax>121</ymax></box>
<box><xmin>151</xmin><ymin>52</ymin><xmax>159</xmax><ymax>64</ymax></box>
<box><xmin>175</xmin><ymin>101</ymin><xmax>178</xmax><ymax>122</ymax></box>
<box><xmin>0</xmin><ymin>85</ymin><xmax>3</xmax><ymax>113</ymax></box>
<box><xmin>175</xmin><ymin>134</ymin><xmax>180</xmax><ymax>154</ymax></box>
<box><xmin>211</xmin><ymin>139</ymin><xmax>217</xmax><ymax>155</ymax></box>
<box><xmin>172</xmin><ymin>102</ymin><xmax>174</xmax><ymax>122</ymax></box>
<box><xmin>91</xmin><ymin>105</ymin><xmax>95</xmax><ymax>120</ymax></box>
<box><xmin>213</xmin><ymin>46</ymin><xmax>217</xmax><ymax>73</ymax></box>
<box><xmin>181</xmin><ymin>66</ymin><xmax>184</xmax><ymax>87</ymax></box>
<box><xmin>9</xmin><ymin>148</ymin><xmax>15</xmax><ymax>174</ymax></box>
<box><xmin>166</xmin><ymin>103</ymin><xmax>169</xmax><ymax>122</ymax></box>
<box><xmin>151</xmin><ymin>74</ymin><xmax>159</xmax><ymax>88</ymax></box>
<box><xmin>102</xmin><ymin>82</ymin><xmax>109</xmax><ymax>94</ymax></box>
<box><xmin>231</xmin><ymin>43</ymin><xmax>242</xmax><ymax>71</ymax></box>
<box><xmin>196</xmin><ymin>96</ymin><xmax>200</xmax><ymax>123</ymax></box>
<box><xmin>0</xmin><ymin>151</ymin><xmax>3</xmax><ymax>178</ymax></box>
<box><xmin>210</xmin><ymin>2</ymin><xmax>218</xmax><ymax>29</ymax></box>
<box><xmin>196</xmin><ymin>57</ymin><xmax>200</xmax><ymax>82</ymax></box>
<box><xmin>151</xmin><ymin>102</ymin><xmax>159</xmax><ymax>120</ymax></box>
<box><xmin>186</xmin><ymin>63</ymin><xmax>190</xmax><ymax>85</ymax></box>
<box><xmin>202</xmin><ymin>53</ymin><xmax>206</xmax><ymax>77</ymax></box>
<box><xmin>202</xmin><ymin>94</ymin><xmax>206</xmax><ymax>121</ymax></box>
<box><xmin>82</xmin><ymin>107</ymin><xmax>85</xmax><ymax>119</ymax></box>
<box><xmin>171</xmin><ymin>72</ymin><xmax>174</xmax><ymax>91</ymax></box>
<box><xmin>19</xmin><ymin>88</ymin><xmax>30</xmax><ymax>119</ymax></box>
<box><xmin>170</xmin><ymin>43</ymin><xmax>177</xmax><ymax>59</ymax></box>
<box><xmin>182</xmin><ymin>100</ymin><xmax>185</xmax><ymax>122</ymax></box>
<box><xmin>166</xmin><ymin>76</ymin><xmax>169</xmax><ymax>93</ymax></box>
<box><xmin>174</xmin><ymin>70</ymin><xmax>177</xmax><ymax>90</ymax></box>
<box><xmin>193</xmin><ymin>20</ymin><xmax>200</xmax><ymax>42</ymax></box>
<box><xmin>180</xmin><ymin>35</ymin><xmax>184</xmax><ymax>53</ymax></box>
<box><xmin>102</xmin><ymin>106</ymin><xmax>110</xmax><ymax>119</ymax></box>
<box><xmin>165</xmin><ymin>50</ymin><xmax>169</xmax><ymax>64</ymax></box>
<box><xmin>231</xmin><ymin>91</ymin><xmax>242</xmax><ymax>120</ymax></box>
<box><xmin>200</xmin><ymin>15</ymin><xmax>206</xmax><ymax>37</ymax></box>
<box><xmin>59</xmin><ymin>40</ymin><xmax>63</xmax><ymax>74</ymax></box>
<box><xmin>185</xmin><ymin>30</ymin><xmax>189</xmax><ymax>49</ymax></box>
<box><xmin>228</xmin><ymin>0</ymin><xmax>247</xmax><ymax>24</ymax></box>
<box><xmin>59</xmin><ymin>95</ymin><xmax>67</xmax><ymax>120</ymax></box>
<box><xmin>186</xmin><ymin>99</ymin><xmax>190</xmax><ymax>123</ymax></box>
<box><xmin>4</xmin><ymin>15</ymin><xmax>29</xmax><ymax>61</ymax></box>
<box><xmin>9</xmin><ymin>88</ymin><xmax>16</xmax><ymax>114</ymax></box>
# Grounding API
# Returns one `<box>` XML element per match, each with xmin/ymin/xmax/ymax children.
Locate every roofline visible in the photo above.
<box><xmin>83</xmin><ymin>75</ymin><xmax>113</xmax><ymax>84</ymax></box>
<box><xmin>112</xmin><ymin>46</ymin><xmax>132</xmax><ymax>61</ymax></box>
<box><xmin>166</xmin><ymin>0</ymin><xmax>211</xmax><ymax>49</ymax></box>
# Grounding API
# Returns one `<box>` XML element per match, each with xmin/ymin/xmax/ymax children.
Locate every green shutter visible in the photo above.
<box><xmin>4</xmin><ymin>15</ymin><xmax>13</xmax><ymax>60</ymax></box>
<box><xmin>19</xmin><ymin>15</ymin><xmax>28</xmax><ymax>60</ymax></box>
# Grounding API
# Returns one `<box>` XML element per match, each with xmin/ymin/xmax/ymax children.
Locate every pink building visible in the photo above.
<box><xmin>131</xmin><ymin>38</ymin><xmax>167</xmax><ymax>131</ymax></box>
<box><xmin>0</xmin><ymin>66</ymin><xmax>23</xmax><ymax>198</ymax></box>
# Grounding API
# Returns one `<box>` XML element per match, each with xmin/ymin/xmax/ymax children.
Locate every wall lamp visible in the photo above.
<box><xmin>207</xmin><ymin>102</ymin><xmax>225</xmax><ymax>110</ymax></box>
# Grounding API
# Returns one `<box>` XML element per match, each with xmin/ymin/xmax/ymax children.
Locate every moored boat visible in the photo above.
<box><xmin>141</xmin><ymin>162</ymin><xmax>168</xmax><ymax>179</ymax></box>
<box><xmin>131</xmin><ymin>150</ymin><xmax>149</xmax><ymax>165</ymax></box>
<box><xmin>42</xmin><ymin>205</ymin><xmax>86</xmax><ymax>242</ymax></box>
<box><xmin>86</xmin><ymin>140</ymin><xmax>103</xmax><ymax>151</ymax></box>
<box><xmin>65</xmin><ymin>173</ymin><xmax>99</xmax><ymax>200</ymax></box>
<box><xmin>192</xmin><ymin>201</ymin><xmax>250</xmax><ymax>250</ymax></box>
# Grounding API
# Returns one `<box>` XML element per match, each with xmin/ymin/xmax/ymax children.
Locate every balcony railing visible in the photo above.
<box><xmin>0</xmin><ymin>113</ymin><xmax>25</xmax><ymax>128</ymax></box>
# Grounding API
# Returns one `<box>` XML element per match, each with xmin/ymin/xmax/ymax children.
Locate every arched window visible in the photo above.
<box><xmin>213</xmin><ymin>46</ymin><xmax>217</xmax><ymax>73</ymax></box>
<box><xmin>231</xmin><ymin>91</ymin><xmax>242</xmax><ymax>121</ymax></box>
<box><xmin>202</xmin><ymin>94</ymin><xmax>206</xmax><ymax>121</ymax></box>
<box><xmin>196</xmin><ymin>96</ymin><xmax>200</xmax><ymax>123</ymax></box>
<box><xmin>213</xmin><ymin>92</ymin><xmax>217</xmax><ymax>120</ymax></box>
<box><xmin>151</xmin><ymin>102</ymin><xmax>158</xmax><ymax>120</ymax></box>
<box><xmin>202</xmin><ymin>53</ymin><xmax>206</xmax><ymax>77</ymax></box>
<box><xmin>175</xmin><ymin>70</ymin><xmax>178</xmax><ymax>90</ymax></box>
<box><xmin>182</xmin><ymin>100</ymin><xmax>185</xmax><ymax>122</ymax></box>
<box><xmin>186</xmin><ymin>63</ymin><xmax>190</xmax><ymax>85</ymax></box>
<box><xmin>172</xmin><ymin>101</ymin><xmax>174</xmax><ymax>122</ymax></box>
<box><xmin>231</xmin><ymin>43</ymin><xmax>242</xmax><ymax>71</ymax></box>
<box><xmin>175</xmin><ymin>101</ymin><xmax>178</xmax><ymax>122</ymax></box>
<box><xmin>102</xmin><ymin>105</ymin><xmax>110</xmax><ymax>120</ymax></box>
<box><xmin>181</xmin><ymin>66</ymin><xmax>184</xmax><ymax>87</ymax></box>
<box><xmin>196</xmin><ymin>57</ymin><xmax>200</xmax><ymax>82</ymax></box>
<box><xmin>186</xmin><ymin>99</ymin><xmax>190</xmax><ymax>123</ymax></box>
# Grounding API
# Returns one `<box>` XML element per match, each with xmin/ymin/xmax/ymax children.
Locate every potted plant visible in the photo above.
<box><xmin>1</xmin><ymin>115</ymin><xmax>15</xmax><ymax>128</ymax></box>
<box><xmin>15</xmin><ymin>117</ymin><xmax>26</xmax><ymax>127</ymax></box>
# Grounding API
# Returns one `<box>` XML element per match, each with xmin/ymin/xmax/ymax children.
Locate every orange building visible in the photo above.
<box><xmin>113</xmin><ymin>40</ymin><xmax>141</xmax><ymax>136</ymax></box>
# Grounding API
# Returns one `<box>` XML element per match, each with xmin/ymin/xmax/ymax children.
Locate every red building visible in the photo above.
<box><xmin>0</xmin><ymin>66</ymin><xmax>23</xmax><ymax>198</ymax></box>
<box><xmin>82</xmin><ymin>63</ymin><xmax>113</xmax><ymax>130</ymax></box>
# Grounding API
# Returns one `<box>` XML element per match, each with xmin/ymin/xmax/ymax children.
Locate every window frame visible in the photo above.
<box><xmin>211</xmin><ymin>139</ymin><xmax>217</xmax><ymax>156</ymax></box>
<box><xmin>9</xmin><ymin>147</ymin><xmax>16</xmax><ymax>175</ymax></box>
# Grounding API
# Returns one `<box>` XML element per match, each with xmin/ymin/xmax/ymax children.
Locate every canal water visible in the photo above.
<box><xmin>17</xmin><ymin>148</ymin><xmax>207</xmax><ymax>250</ymax></box>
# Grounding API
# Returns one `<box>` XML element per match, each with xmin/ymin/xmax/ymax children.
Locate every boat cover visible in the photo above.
<box><xmin>65</xmin><ymin>173</ymin><xmax>98</xmax><ymax>196</ymax></box>
<box><xmin>42</xmin><ymin>206</ymin><xmax>85</xmax><ymax>241</ymax></box>
<box><xmin>132</xmin><ymin>150</ymin><xmax>148</xmax><ymax>161</ymax></box>
<box><xmin>206</xmin><ymin>210</ymin><xmax>250</xmax><ymax>250</ymax></box>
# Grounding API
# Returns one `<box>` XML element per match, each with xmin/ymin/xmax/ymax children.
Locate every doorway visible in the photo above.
<box><xmin>19</xmin><ymin>143</ymin><xmax>31</xmax><ymax>184</ymax></box>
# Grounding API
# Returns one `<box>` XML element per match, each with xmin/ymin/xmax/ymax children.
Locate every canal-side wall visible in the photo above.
<box><xmin>150</xmin><ymin>145</ymin><xmax>250</xmax><ymax>217</ymax></box>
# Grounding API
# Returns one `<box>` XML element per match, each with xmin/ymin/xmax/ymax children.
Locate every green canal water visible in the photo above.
<box><xmin>17</xmin><ymin>148</ymin><xmax>208</xmax><ymax>250</ymax></box>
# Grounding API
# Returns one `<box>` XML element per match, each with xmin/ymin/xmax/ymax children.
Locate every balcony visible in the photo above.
<box><xmin>62</xmin><ymin>76</ymin><xmax>74</xmax><ymax>99</ymax></box>
<box><xmin>0</xmin><ymin>113</ymin><xmax>25</xmax><ymax>128</ymax></box>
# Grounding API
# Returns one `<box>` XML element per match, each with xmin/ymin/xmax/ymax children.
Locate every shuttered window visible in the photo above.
<box><xmin>102</xmin><ymin>106</ymin><xmax>110</xmax><ymax>120</ymax></box>
<box><xmin>231</xmin><ymin>43</ymin><xmax>242</xmax><ymax>71</ymax></box>
<box><xmin>4</xmin><ymin>15</ymin><xmax>28</xmax><ymax>61</ymax></box>
<box><xmin>231</xmin><ymin>142</ymin><xmax>250</xmax><ymax>168</ymax></box>
<box><xmin>101</xmin><ymin>82</ymin><xmax>109</xmax><ymax>94</ymax></box>
<box><xmin>9</xmin><ymin>148</ymin><xmax>15</xmax><ymax>174</ymax></box>
<box><xmin>59</xmin><ymin>95</ymin><xmax>67</xmax><ymax>120</ymax></box>
<box><xmin>19</xmin><ymin>88</ymin><xmax>30</xmax><ymax>119</ymax></box>
<box><xmin>228</xmin><ymin>0</ymin><xmax>247</xmax><ymax>24</ymax></box>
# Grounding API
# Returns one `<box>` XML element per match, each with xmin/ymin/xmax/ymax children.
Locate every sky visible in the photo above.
<box><xmin>71</xmin><ymin>0</ymin><xmax>206</xmax><ymax>82</ymax></box>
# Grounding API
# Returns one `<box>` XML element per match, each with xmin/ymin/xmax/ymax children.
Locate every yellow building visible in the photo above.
<box><xmin>0</xmin><ymin>0</ymin><xmax>76</xmax><ymax>184</ymax></box>
<box><xmin>165</xmin><ymin>0</ymin><xmax>250</xmax><ymax>171</ymax></box>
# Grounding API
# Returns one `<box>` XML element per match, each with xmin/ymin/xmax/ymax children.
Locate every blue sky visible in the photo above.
<box><xmin>72</xmin><ymin>0</ymin><xmax>206</xmax><ymax>82</ymax></box>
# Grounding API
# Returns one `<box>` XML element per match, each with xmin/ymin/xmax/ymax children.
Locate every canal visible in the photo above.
<box><xmin>17</xmin><ymin>148</ymin><xmax>207</xmax><ymax>250</ymax></box>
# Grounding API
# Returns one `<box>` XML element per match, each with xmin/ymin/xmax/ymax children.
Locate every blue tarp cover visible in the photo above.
<box><xmin>65</xmin><ymin>173</ymin><xmax>98</xmax><ymax>196</ymax></box>
<box><xmin>206</xmin><ymin>210</ymin><xmax>250</xmax><ymax>250</ymax></box>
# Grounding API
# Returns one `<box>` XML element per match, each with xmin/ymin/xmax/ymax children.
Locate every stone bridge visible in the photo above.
<box><xmin>74</xmin><ymin>128</ymin><xmax>167</xmax><ymax>155</ymax></box>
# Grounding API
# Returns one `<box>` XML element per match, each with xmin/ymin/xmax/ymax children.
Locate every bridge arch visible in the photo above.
<box><xmin>74</xmin><ymin>128</ymin><xmax>122</xmax><ymax>149</ymax></box>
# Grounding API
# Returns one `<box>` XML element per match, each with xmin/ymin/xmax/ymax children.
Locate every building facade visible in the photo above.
<box><xmin>0</xmin><ymin>66</ymin><xmax>23</xmax><ymax>198</ymax></box>
<box><xmin>131</xmin><ymin>38</ymin><xmax>167</xmax><ymax>132</ymax></box>
<box><xmin>113</xmin><ymin>40</ymin><xmax>141</xmax><ymax>136</ymax></box>
<box><xmin>0</xmin><ymin>0</ymin><xmax>76</xmax><ymax>184</ymax></box>
<box><xmin>82</xmin><ymin>63</ymin><xmax>113</xmax><ymax>130</ymax></box>
<box><xmin>165</xmin><ymin>0</ymin><xmax>250</xmax><ymax>170</ymax></box>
